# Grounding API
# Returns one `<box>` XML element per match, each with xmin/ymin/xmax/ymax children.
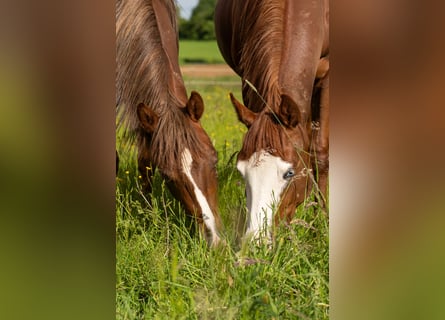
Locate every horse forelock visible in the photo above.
<box><xmin>239</xmin><ymin>110</ymin><xmax>310</xmax><ymax>165</ymax></box>
<box><xmin>239</xmin><ymin>113</ymin><xmax>286</xmax><ymax>161</ymax></box>
<box><xmin>146</xmin><ymin>108</ymin><xmax>211</xmax><ymax>179</ymax></box>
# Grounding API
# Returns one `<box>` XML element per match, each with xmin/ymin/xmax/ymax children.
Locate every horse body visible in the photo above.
<box><xmin>117</xmin><ymin>0</ymin><xmax>221</xmax><ymax>245</ymax></box>
<box><xmin>215</xmin><ymin>0</ymin><xmax>329</xmax><ymax>240</ymax></box>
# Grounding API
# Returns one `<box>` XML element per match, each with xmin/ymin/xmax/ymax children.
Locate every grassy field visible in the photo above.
<box><xmin>116</xmin><ymin>71</ymin><xmax>329</xmax><ymax>318</ymax></box>
<box><xmin>178</xmin><ymin>40</ymin><xmax>225</xmax><ymax>64</ymax></box>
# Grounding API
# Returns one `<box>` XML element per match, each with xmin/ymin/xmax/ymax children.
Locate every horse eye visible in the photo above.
<box><xmin>283</xmin><ymin>169</ymin><xmax>295</xmax><ymax>180</ymax></box>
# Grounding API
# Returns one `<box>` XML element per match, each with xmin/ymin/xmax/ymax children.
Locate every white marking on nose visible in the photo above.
<box><xmin>181</xmin><ymin>148</ymin><xmax>220</xmax><ymax>245</ymax></box>
<box><xmin>237</xmin><ymin>150</ymin><xmax>292</xmax><ymax>241</ymax></box>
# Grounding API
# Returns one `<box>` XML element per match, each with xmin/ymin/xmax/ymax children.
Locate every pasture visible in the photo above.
<box><xmin>116</xmin><ymin>48</ymin><xmax>329</xmax><ymax>318</ymax></box>
<box><xmin>178</xmin><ymin>40</ymin><xmax>226</xmax><ymax>64</ymax></box>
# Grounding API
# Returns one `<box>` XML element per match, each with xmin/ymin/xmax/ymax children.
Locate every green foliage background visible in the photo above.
<box><xmin>179</xmin><ymin>0</ymin><xmax>217</xmax><ymax>40</ymax></box>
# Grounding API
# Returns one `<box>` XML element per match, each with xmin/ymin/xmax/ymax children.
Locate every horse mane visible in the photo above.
<box><xmin>233</xmin><ymin>0</ymin><xmax>285</xmax><ymax>113</ymax></box>
<box><xmin>116</xmin><ymin>0</ymin><xmax>178</xmax><ymax>115</ymax></box>
<box><xmin>116</xmin><ymin>0</ymin><xmax>207</xmax><ymax>177</ymax></box>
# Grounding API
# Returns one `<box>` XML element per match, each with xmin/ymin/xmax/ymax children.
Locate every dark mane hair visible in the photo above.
<box><xmin>232</xmin><ymin>0</ymin><xmax>284</xmax><ymax>113</ymax></box>
<box><xmin>116</xmin><ymin>0</ymin><xmax>207</xmax><ymax>177</ymax></box>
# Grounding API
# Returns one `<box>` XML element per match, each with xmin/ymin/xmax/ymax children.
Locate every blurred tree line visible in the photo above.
<box><xmin>177</xmin><ymin>0</ymin><xmax>216</xmax><ymax>40</ymax></box>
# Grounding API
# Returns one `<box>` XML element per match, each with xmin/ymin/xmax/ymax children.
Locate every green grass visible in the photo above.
<box><xmin>179</xmin><ymin>40</ymin><xmax>225</xmax><ymax>64</ymax></box>
<box><xmin>116</xmin><ymin>76</ymin><xmax>329</xmax><ymax>319</ymax></box>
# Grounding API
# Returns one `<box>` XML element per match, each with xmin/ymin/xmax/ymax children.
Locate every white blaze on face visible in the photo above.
<box><xmin>237</xmin><ymin>150</ymin><xmax>293</xmax><ymax>240</ymax></box>
<box><xmin>181</xmin><ymin>148</ymin><xmax>220</xmax><ymax>245</ymax></box>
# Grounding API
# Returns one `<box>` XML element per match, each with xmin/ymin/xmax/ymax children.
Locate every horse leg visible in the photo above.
<box><xmin>116</xmin><ymin>150</ymin><xmax>119</xmax><ymax>174</ymax></box>
<box><xmin>314</xmin><ymin>72</ymin><xmax>329</xmax><ymax>204</ymax></box>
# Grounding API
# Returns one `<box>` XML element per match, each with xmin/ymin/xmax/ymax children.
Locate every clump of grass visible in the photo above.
<box><xmin>116</xmin><ymin>168</ymin><xmax>328</xmax><ymax>319</ymax></box>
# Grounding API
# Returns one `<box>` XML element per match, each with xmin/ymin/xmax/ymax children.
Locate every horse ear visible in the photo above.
<box><xmin>230</xmin><ymin>93</ymin><xmax>257</xmax><ymax>128</ymax></box>
<box><xmin>278</xmin><ymin>94</ymin><xmax>301</xmax><ymax>127</ymax></box>
<box><xmin>186</xmin><ymin>91</ymin><xmax>204</xmax><ymax>121</ymax></box>
<box><xmin>137</xmin><ymin>103</ymin><xmax>159</xmax><ymax>133</ymax></box>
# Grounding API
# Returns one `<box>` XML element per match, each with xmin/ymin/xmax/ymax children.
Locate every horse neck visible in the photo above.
<box><xmin>278</xmin><ymin>0</ymin><xmax>326</xmax><ymax>116</ymax></box>
<box><xmin>116</xmin><ymin>0</ymin><xmax>188</xmax><ymax>125</ymax></box>
<box><xmin>236</xmin><ymin>0</ymin><xmax>326</xmax><ymax>118</ymax></box>
<box><xmin>152</xmin><ymin>0</ymin><xmax>188</xmax><ymax>106</ymax></box>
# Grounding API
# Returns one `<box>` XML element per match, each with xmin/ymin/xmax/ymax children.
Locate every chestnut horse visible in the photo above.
<box><xmin>116</xmin><ymin>0</ymin><xmax>221</xmax><ymax>245</ymax></box>
<box><xmin>215</xmin><ymin>0</ymin><xmax>329</xmax><ymax>240</ymax></box>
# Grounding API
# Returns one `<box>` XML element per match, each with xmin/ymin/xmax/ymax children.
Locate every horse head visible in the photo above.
<box><xmin>137</xmin><ymin>91</ymin><xmax>221</xmax><ymax>246</ymax></box>
<box><xmin>230</xmin><ymin>93</ymin><xmax>312</xmax><ymax>241</ymax></box>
